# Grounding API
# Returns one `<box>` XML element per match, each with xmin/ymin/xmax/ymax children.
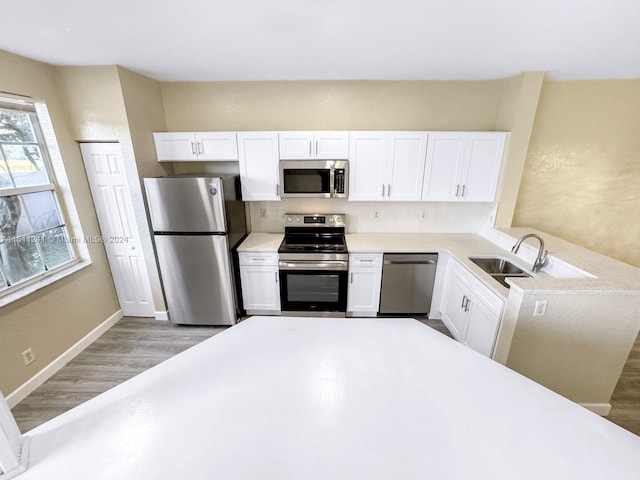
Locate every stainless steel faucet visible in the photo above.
<box><xmin>511</xmin><ymin>233</ymin><xmax>548</xmax><ymax>272</ymax></box>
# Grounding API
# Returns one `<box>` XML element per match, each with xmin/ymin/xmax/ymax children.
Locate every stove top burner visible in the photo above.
<box><xmin>279</xmin><ymin>213</ymin><xmax>347</xmax><ymax>255</ymax></box>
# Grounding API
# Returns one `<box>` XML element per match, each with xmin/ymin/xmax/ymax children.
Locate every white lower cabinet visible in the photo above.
<box><xmin>441</xmin><ymin>258</ymin><xmax>504</xmax><ymax>357</ymax></box>
<box><xmin>239</xmin><ymin>253</ymin><xmax>281</xmax><ymax>314</ymax></box>
<box><xmin>347</xmin><ymin>253</ymin><xmax>383</xmax><ymax>316</ymax></box>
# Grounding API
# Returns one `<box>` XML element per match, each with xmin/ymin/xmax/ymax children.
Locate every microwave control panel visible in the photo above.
<box><xmin>334</xmin><ymin>169</ymin><xmax>346</xmax><ymax>194</ymax></box>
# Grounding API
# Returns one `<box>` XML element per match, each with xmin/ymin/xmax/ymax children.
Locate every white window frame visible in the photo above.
<box><xmin>0</xmin><ymin>93</ymin><xmax>91</xmax><ymax>307</ymax></box>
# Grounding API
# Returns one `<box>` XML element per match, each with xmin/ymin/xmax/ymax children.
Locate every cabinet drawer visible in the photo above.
<box><xmin>239</xmin><ymin>252</ymin><xmax>279</xmax><ymax>266</ymax></box>
<box><xmin>349</xmin><ymin>253</ymin><xmax>383</xmax><ymax>267</ymax></box>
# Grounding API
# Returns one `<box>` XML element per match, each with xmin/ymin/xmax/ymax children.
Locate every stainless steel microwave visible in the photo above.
<box><xmin>279</xmin><ymin>160</ymin><xmax>349</xmax><ymax>198</ymax></box>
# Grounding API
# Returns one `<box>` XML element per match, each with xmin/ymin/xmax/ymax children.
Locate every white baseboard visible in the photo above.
<box><xmin>6</xmin><ymin>310</ymin><xmax>123</xmax><ymax>409</ymax></box>
<box><xmin>154</xmin><ymin>311</ymin><xmax>169</xmax><ymax>321</ymax></box>
<box><xmin>579</xmin><ymin>403</ymin><xmax>612</xmax><ymax>416</ymax></box>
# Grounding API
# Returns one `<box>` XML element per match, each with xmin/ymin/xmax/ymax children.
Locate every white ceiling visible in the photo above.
<box><xmin>2</xmin><ymin>0</ymin><xmax>639</xmax><ymax>82</ymax></box>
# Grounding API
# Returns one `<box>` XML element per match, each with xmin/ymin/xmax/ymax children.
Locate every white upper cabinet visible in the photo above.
<box><xmin>460</xmin><ymin>133</ymin><xmax>507</xmax><ymax>202</ymax></box>
<box><xmin>348</xmin><ymin>132</ymin><xmax>427</xmax><ymax>202</ymax></box>
<box><xmin>422</xmin><ymin>132</ymin><xmax>507</xmax><ymax>202</ymax></box>
<box><xmin>279</xmin><ymin>131</ymin><xmax>349</xmax><ymax>159</ymax></box>
<box><xmin>153</xmin><ymin>132</ymin><xmax>238</xmax><ymax>162</ymax></box>
<box><xmin>237</xmin><ymin>132</ymin><xmax>280</xmax><ymax>201</ymax></box>
<box><xmin>348</xmin><ymin>132</ymin><xmax>389</xmax><ymax>201</ymax></box>
<box><xmin>386</xmin><ymin>132</ymin><xmax>428</xmax><ymax>201</ymax></box>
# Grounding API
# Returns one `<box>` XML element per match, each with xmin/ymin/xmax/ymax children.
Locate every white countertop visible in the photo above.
<box><xmin>237</xmin><ymin>232</ymin><xmax>283</xmax><ymax>252</ymax></box>
<box><xmin>238</xmin><ymin>230</ymin><xmax>640</xmax><ymax>297</ymax></box>
<box><xmin>18</xmin><ymin>316</ymin><xmax>640</xmax><ymax>479</ymax></box>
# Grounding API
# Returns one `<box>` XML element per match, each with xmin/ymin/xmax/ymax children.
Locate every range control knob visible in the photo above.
<box><xmin>296</xmin><ymin>217</ymin><xmax>301</xmax><ymax>223</ymax></box>
<box><xmin>287</xmin><ymin>217</ymin><xmax>293</xmax><ymax>223</ymax></box>
<box><xmin>328</xmin><ymin>217</ymin><xmax>334</xmax><ymax>223</ymax></box>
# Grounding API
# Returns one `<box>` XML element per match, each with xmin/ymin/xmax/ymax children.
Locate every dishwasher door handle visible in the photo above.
<box><xmin>383</xmin><ymin>260</ymin><xmax>437</xmax><ymax>265</ymax></box>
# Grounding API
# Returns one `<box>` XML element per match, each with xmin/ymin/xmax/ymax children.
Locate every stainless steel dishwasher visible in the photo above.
<box><xmin>379</xmin><ymin>253</ymin><xmax>438</xmax><ymax>315</ymax></box>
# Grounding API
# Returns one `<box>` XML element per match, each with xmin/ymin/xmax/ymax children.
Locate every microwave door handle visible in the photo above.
<box><xmin>329</xmin><ymin>163</ymin><xmax>335</xmax><ymax>197</ymax></box>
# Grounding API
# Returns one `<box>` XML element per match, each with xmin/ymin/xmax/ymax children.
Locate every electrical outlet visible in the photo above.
<box><xmin>259</xmin><ymin>208</ymin><xmax>267</xmax><ymax>219</ymax></box>
<box><xmin>22</xmin><ymin>348</ymin><xmax>35</xmax><ymax>366</ymax></box>
<box><xmin>373</xmin><ymin>209</ymin><xmax>380</xmax><ymax>219</ymax></box>
<box><xmin>533</xmin><ymin>300</ymin><xmax>548</xmax><ymax>317</ymax></box>
<box><xmin>421</xmin><ymin>210</ymin><xmax>428</xmax><ymax>221</ymax></box>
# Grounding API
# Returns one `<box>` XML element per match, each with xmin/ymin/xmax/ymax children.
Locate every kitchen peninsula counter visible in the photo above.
<box><xmin>238</xmin><ymin>230</ymin><xmax>640</xmax><ymax>414</ymax></box>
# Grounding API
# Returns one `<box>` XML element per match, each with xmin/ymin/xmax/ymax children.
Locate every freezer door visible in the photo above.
<box><xmin>144</xmin><ymin>177</ymin><xmax>227</xmax><ymax>232</ymax></box>
<box><xmin>154</xmin><ymin>234</ymin><xmax>236</xmax><ymax>325</ymax></box>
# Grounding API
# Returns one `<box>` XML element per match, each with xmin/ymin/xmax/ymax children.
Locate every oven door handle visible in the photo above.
<box><xmin>279</xmin><ymin>261</ymin><xmax>348</xmax><ymax>271</ymax></box>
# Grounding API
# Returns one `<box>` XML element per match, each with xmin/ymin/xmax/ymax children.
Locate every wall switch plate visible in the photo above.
<box><xmin>22</xmin><ymin>348</ymin><xmax>35</xmax><ymax>365</ymax></box>
<box><xmin>373</xmin><ymin>209</ymin><xmax>380</xmax><ymax>219</ymax></box>
<box><xmin>533</xmin><ymin>300</ymin><xmax>548</xmax><ymax>316</ymax></box>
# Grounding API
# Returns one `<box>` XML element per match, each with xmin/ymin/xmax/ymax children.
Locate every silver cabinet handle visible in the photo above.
<box><xmin>315</xmin><ymin>140</ymin><xmax>319</xmax><ymax>156</ymax></box>
<box><xmin>382</xmin><ymin>184</ymin><xmax>385</xmax><ymax>197</ymax></box>
<box><xmin>275</xmin><ymin>271</ymin><xmax>278</xmax><ymax>283</ymax></box>
<box><xmin>464</xmin><ymin>297</ymin><xmax>471</xmax><ymax>312</ymax></box>
<box><xmin>461</xmin><ymin>295</ymin><xmax>466</xmax><ymax>309</ymax></box>
<box><xmin>388</xmin><ymin>183</ymin><xmax>391</xmax><ymax>197</ymax></box>
<box><xmin>276</xmin><ymin>183</ymin><xmax>279</xmax><ymax>196</ymax></box>
<box><xmin>455</xmin><ymin>184</ymin><xmax>460</xmax><ymax>197</ymax></box>
<box><xmin>359</xmin><ymin>259</ymin><xmax>373</xmax><ymax>263</ymax></box>
<box><xmin>191</xmin><ymin>142</ymin><xmax>196</xmax><ymax>155</ymax></box>
<box><xmin>309</xmin><ymin>141</ymin><xmax>312</xmax><ymax>157</ymax></box>
<box><xmin>350</xmin><ymin>272</ymin><xmax>354</xmax><ymax>284</ymax></box>
<box><xmin>198</xmin><ymin>142</ymin><xmax>203</xmax><ymax>155</ymax></box>
<box><xmin>461</xmin><ymin>184</ymin><xmax>466</xmax><ymax>197</ymax></box>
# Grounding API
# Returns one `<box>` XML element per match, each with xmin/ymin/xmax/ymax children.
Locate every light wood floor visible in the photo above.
<box><xmin>11</xmin><ymin>316</ymin><xmax>640</xmax><ymax>437</ymax></box>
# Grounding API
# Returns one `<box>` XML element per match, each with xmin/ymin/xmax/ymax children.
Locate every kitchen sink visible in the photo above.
<box><xmin>468</xmin><ymin>257</ymin><xmax>531</xmax><ymax>289</ymax></box>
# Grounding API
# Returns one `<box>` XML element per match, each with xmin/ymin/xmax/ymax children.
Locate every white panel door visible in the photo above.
<box><xmin>465</xmin><ymin>300</ymin><xmax>501</xmax><ymax>357</ymax></box>
<box><xmin>279</xmin><ymin>132</ymin><xmax>314</xmax><ymax>159</ymax></box>
<box><xmin>240</xmin><ymin>265</ymin><xmax>281</xmax><ymax>312</ymax></box>
<box><xmin>387</xmin><ymin>132</ymin><xmax>428</xmax><ymax>201</ymax></box>
<box><xmin>422</xmin><ymin>133</ymin><xmax>466</xmax><ymax>201</ymax></box>
<box><xmin>348</xmin><ymin>132</ymin><xmax>388</xmax><ymax>201</ymax></box>
<box><xmin>314</xmin><ymin>131</ymin><xmax>349</xmax><ymax>159</ymax></box>
<box><xmin>459</xmin><ymin>133</ymin><xmax>506</xmax><ymax>202</ymax></box>
<box><xmin>80</xmin><ymin>143</ymin><xmax>155</xmax><ymax>317</ymax></box>
<box><xmin>153</xmin><ymin>132</ymin><xmax>197</xmax><ymax>161</ymax></box>
<box><xmin>238</xmin><ymin>132</ymin><xmax>280</xmax><ymax>201</ymax></box>
<box><xmin>347</xmin><ymin>267</ymin><xmax>382</xmax><ymax>315</ymax></box>
<box><xmin>440</xmin><ymin>271</ymin><xmax>470</xmax><ymax>342</ymax></box>
<box><xmin>196</xmin><ymin>132</ymin><xmax>239</xmax><ymax>161</ymax></box>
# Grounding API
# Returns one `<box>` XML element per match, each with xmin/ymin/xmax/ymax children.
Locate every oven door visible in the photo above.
<box><xmin>279</xmin><ymin>260</ymin><xmax>348</xmax><ymax>313</ymax></box>
<box><xmin>280</xmin><ymin>160</ymin><xmax>333</xmax><ymax>198</ymax></box>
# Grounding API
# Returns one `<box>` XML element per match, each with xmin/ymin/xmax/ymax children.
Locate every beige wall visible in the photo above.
<box><xmin>160</xmin><ymin>79</ymin><xmax>538</xmax><ymax>232</ymax></box>
<box><xmin>0</xmin><ymin>51</ymin><xmax>120</xmax><ymax>395</ymax></box>
<box><xmin>160</xmin><ymin>80</ymin><xmax>505</xmax><ymax>131</ymax></box>
<box><xmin>514</xmin><ymin>80</ymin><xmax>640</xmax><ymax>269</ymax></box>
<box><xmin>55</xmin><ymin>66</ymin><xmax>167</xmax><ymax>312</ymax></box>
<box><xmin>117</xmin><ymin>67</ymin><xmax>172</xmax><ymax>180</ymax></box>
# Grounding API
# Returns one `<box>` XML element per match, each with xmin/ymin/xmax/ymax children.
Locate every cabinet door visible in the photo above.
<box><xmin>441</xmin><ymin>272</ymin><xmax>470</xmax><ymax>341</ymax></box>
<box><xmin>153</xmin><ymin>132</ymin><xmax>197</xmax><ymax>161</ymax></box>
<box><xmin>279</xmin><ymin>132</ymin><xmax>314</xmax><ymax>159</ymax></box>
<box><xmin>315</xmin><ymin>132</ymin><xmax>349</xmax><ymax>159</ymax></box>
<box><xmin>196</xmin><ymin>132</ymin><xmax>239</xmax><ymax>161</ymax></box>
<box><xmin>240</xmin><ymin>265</ymin><xmax>281</xmax><ymax>312</ymax></box>
<box><xmin>238</xmin><ymin>132</ymin><xmax>280</xmax><ymax>201</ymax></box>
<box><xmin>387</xmin><ymin>132</ymin><xmax>427</xmax><ymax>201</ymax></box>
<box><xmin>465</xmin><ymin>300</ymin><xmax>501</xmax><ymax>357</ymax></box>
<box><xmin>348</xmin><ymin>132</ymin><xmax>388</xmax><ymax>201</ymax></box>
<box><xmin>421</xmin><ymin>133</ymin><xmax>466</xmax><ymax>201</ymax></box>
<box><xmin>458</xmin><ymin>133</ymin><xmax>506</xmax><ymax>202</ymax></box>
<box><xmin>347</xmin><ymin>266</ymin><xmax>383</xmax><ymax>316</ymax></box>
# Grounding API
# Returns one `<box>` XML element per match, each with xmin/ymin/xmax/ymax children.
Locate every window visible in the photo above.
<box><xmin>0</xmin><ymin>95</ymin><xmax>76</xmax><ymax>295</ymax></box>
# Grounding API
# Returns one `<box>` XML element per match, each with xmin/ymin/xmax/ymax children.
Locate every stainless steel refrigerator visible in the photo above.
<box><xmin>144</xmin><ymin>176</ymin><xmax>246</xmax><ymax>325</ymax></box>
